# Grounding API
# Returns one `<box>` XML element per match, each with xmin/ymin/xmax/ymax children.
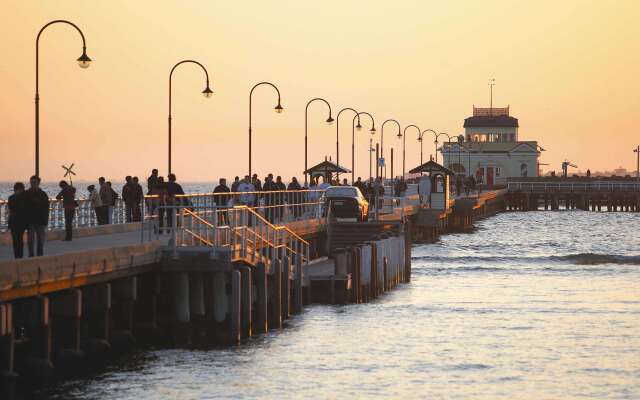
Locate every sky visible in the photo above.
<box><xmin>1</xmin><ymin>0</ymin><xmax>639</xmax><ymax>183</ymax></box>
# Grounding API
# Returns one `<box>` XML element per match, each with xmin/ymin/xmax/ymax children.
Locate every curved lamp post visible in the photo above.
<box><xmin>168</xmin><ymin>60</ymin><xmax>213</xmax><ymax>174</ymax></box>
<box><xmin>335</xmin><ymin>107</ymin><xmax>360</xmax><ymax>179</ymax></box>
<box><xmin>399</xmin><ymin>125</ymin><xmax>420</xmax><ymax>178</ymax></box>
<box><xmin>381</xmin><ymin>119</ymin><xmax>401</xmax><ymax>179</ymax></box>
<box><xmin>419</xmin><ymin>129</ymin><xmax>438</xmax><ymax>168</ymax></box>
<box><xmin>352</xmin><ymin>112</ymin><xmax>376</xmax><ymax>183</ymax></box>
<box><xmin>434</xmin><ymin>132</ymin><xmax>450</xmax><ymax>164</ymax></box>
<box><xmin>35</xmin><ymin>20</ymin><xmax>92</xmax><ymax>177</ymax></box>
<box><xmin>305</xmin><ymin>98</ymin><xmax>334</xmax><ymax>185</ymax></box>
<box><xmin>249</xmin><ymin>82</ymin><xmax>283</xmax><ymax>177</ymax></box>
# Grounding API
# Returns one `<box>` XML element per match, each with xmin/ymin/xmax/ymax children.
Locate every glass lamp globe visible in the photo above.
<box><xmin>356</xmin><ymin>124</ymin><xmax>363</xmax><ymax>131</ymax></box>
<box><xmin>77</xmin><ymin>52</ymin><xmax>92</xmax><ymax>69</ymax></box>
<box><xmin>275</xmin><ymin>103</ymin><xmax>284</xmax><ymax>114</ymax></box>
<box><xmin>370</xmin><ymin>128</ymin><xmax>376</xmax><ymax>135</ymax></box>
<box><xmin>326</xmin><ymin>117</ymin><xmax>335</xmax><ymax>126</ymax></box>
<box><xmin>202</xmin><ymin>87</ymin><xmax>213</xmax><ymax>98</ymax></box>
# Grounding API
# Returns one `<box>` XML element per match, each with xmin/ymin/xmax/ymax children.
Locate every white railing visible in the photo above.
<box><xmin>0</xmin><ymin>189</ymin><xmax>326</xmax><ymax>233</ymax></box>
<box><xmin>146</xmin><ymin>205</ymin><xmax>312</xmax><ymax>269</ymax></box>
<box><xmin>508</xmin><ymin>181</ymin><xmax>640</xmax><ymax>193</ymax></box>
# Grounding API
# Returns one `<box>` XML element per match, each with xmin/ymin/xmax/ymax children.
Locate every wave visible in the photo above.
<box><xmin>412</xmin><ymin>253</ymin><xmax>640</xmax><ymax>266</ymax></box>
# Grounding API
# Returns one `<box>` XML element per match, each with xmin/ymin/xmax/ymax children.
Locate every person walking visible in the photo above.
<box><xmin>25</xmin><ymin>176</ymin><xmax>49</xmax><ymax>257</ymax></box>
<box><xmin>56</xmin><ymin>180</ymin><xmax>77</xmax><ymax>241</ymax></box>
<box><xmin>97</xmin><ymin>177</ymin><xmax>112</xmax><ymax>225</ymax></box>
<box><xmin>131</xmin><ymin>176</ymin><xmax>143</xmax><ymax>222</ymax></box>
<box><xmin>122</xmin><ymin>176</ymin><xmax>134</xmax><ymax>222</ymax></box>
<box><xmin>88</xmin><ymin>185</ymin><xmax>102</xmax><ymax>225</ymax></box>
<box><xmin>8</xmin><ymin>182</ymin><xmax>28</xmax><ymax>259</ymax></box>
<box><xmin>214</xmin><ymin>178</ymin><xmax>231</xmax><ymax>225</ymax></box>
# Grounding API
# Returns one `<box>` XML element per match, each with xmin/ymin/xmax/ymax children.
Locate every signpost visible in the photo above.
<box><xmin>62</xmin><ymin>163</ymin><xmax>76</xmax><ymax>185</ymax></box>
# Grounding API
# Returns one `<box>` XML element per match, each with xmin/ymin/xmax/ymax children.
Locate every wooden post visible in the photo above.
<box><xmin>254</xmin><ymin>263</ymin><xmax>268</xmax><ymax>334</ymax></box>
<box><xmin>281</xmin><ymin>256</ymin><xmax>291</xmax><ymax>320</ymax></box>
<box><xmin>239</xmin><ymin>266</ymin><xmax>252</xmax><ymax>338</ymax></box>
<box><xmin>230</xmin><ymin>270</ymin><xmax>241</xmax><ymax>345</ymax></box>
<box><xmin>269</xmin><ymin>260</ymin><xmax>282</xmax><ymax>330</ymax></box>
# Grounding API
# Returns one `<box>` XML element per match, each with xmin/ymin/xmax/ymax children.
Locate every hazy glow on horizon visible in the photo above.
<box><xmin>1</xmin><ymin>1</ymin><xmax>639</xmax><ymax>182</ymax></box>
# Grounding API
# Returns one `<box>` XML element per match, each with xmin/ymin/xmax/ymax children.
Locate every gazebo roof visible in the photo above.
<box><xmin>304</xmin><ymin>160</ymin><xmax>351</xmax><ymax>174</ymax></box>
<box><xmin>408</xmin><ymin>160</ymin><xmax>455</xmax><ymax>175</ymax></box>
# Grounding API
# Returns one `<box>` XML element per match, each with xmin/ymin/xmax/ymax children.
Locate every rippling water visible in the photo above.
<box><xmin>39</xmin><ymin>211</ymin><xmax>640</xmax><ymax>399</ymax></box>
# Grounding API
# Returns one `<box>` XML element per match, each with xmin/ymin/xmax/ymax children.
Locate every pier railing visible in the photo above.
<box><xmin>145</xmin><ymin>204</ymin><xmax>311</xmax><ymax>269</ymax></box>
<box><xmin>508</xmin><ymin>181</ymin><xmax>640</xmax><ymax>193</ymax></box>
<box><xmin>0</xmin><ymin>189</ymin><xmax>326</xmax><ymax>232</ymax></box>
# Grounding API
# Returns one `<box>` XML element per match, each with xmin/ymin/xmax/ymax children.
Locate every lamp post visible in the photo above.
<box><xmin>434</xmin><ymin>132</ymin><xmax>449</xmax><ymax>164</ymax></box>
<box><xmin>168</xmin><ymin>60</ymin><xmax>213</xmax><ymax>174</ymax></box>
<box><xmin>249</xmin><ymin>82</ymin><xmax>283</xmax><ymax>177</ymax></box>
<box><xmin>35</xmin><ymin>20</ymin><xmax>92</xmax><ymax>177</ymax></box>
<box><xmin>420</xmin><ymin>129</ymin><xmax>437</xmax><ymax>168</ymax></box>
<box><xmin>381</xmin><ymin>119</ymin><xmax>401</xmax><ymax>180</ymax></box>
<box><xmin>304</xmin><ymin>98</ymin><xmax>334</xmax><ymax>186</ymax></box>
<box><xmin>335</xmin><ymin>108</ymin><xmax>360</xmax><ymax>175</ymax></box>
<box><xmin>399</xmin><ymin>125</ymin><xmax>420</xmax><ymax>178</ymax></box>
<box><xmin>352</xmin><ymin>112</ymin><xmax>376</xmax><ymax>183</ymax></box>
<box><xmin>634</xmin><ymin>145</ymin><xmax>639</xmax><ymax>181</ymax></box>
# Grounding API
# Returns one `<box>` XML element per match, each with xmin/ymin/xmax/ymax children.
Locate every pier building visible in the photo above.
<box><xmin>442</xmin><ymin>106</ymin><xmax>541</xmax><ymax>187</ymax></box>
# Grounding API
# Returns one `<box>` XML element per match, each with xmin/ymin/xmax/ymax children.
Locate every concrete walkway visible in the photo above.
<box><xmin>0</xmin><ymin>231</ymin><xmax>165</xmax><ymax>263</ymax></box>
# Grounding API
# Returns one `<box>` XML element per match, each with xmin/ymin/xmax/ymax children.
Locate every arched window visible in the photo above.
<box><xmin>520</xmin><ymin>163</ymin><xmax>528</xmax><ymax>177</ymax></box>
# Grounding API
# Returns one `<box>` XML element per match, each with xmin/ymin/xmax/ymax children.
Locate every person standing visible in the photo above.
<box><xmin>287</xmin><ymin>177</ymin><xmax>302</xmax><ymax>219</ymax></box>
<box><xmin>56</xmin><ymin>180</ymin><xmax>77</xmax><ymax>241</ymax></box>
<box><xmin>98</xmin><ymin>177</ymin><xmax>112</xmax><ymax>225</ymax></box>
<box><xmin>107</xmin><ymin>181</ymin><xmax>118</xmax><ymax>223</ymax></box>
<box><xmin>166</xmin><ymin>174</ymin><xmax>185</xmax><ymax>229</ymax></box>
<box><xmin>262</xmin><ymin>174</ymin><xmax>276</xmax><ymax>222</ymax></box>
<box><xmin>122</xmin><ymin>176</ymin><xmax>134</xmax><ymax>222</ymax></box>
<box><xmin>231</xmin><ymin>176</ymin><xmax>240</xmax><ymax>193</ymax></box>
<box><xmin>8</xmin><ymin>182</ymin><xmax>28</xmax><ymax>259</ymax></box>
<box><xmin>151</xmin><ymin>177</ymin><xmax>169</xmax><ymax>233</ymax></box>
<box><xmin>147</xmin><ymin>169</ymin><xmax>159</xmax><ymax>194</ymax></box>
<box><xmin>131</xmin><ymin>176</ymin><xmax>143</xmax><ymax>222</ymax></box>
<box><xmin>213</xmin><ymin>178</ymin><xmax>231</xmax><ymax>225</ymax></box>
<box><xmin>25</xmin><ymin>176</ymin><xmax>49</xmax><ymax>257</ymax></box>
<box><xmin>87</xmin><ymin>185</ymin><xmax>102</xmax><ymax>224</ymax></box>
<box><xmin>275</xmin><ymin>176</ymin><xmax>286</xmax><ymax>222</ymax></box>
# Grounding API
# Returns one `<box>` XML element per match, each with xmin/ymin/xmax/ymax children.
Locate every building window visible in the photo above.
<box><xmin>495</xmin><ymin>167</ymin><xmax>501</xmax><ymax>177</ymax></box>
<box><xmin>520</xmin><ymin>163</ymin><xmax>528</xmax><ymax>177</ymax></box>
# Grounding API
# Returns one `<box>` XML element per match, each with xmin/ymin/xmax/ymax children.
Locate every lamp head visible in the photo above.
<box><xmin>369</xmin><ymin>127</ymin><xmax>376</xmax><ymax>135</ymax></box>
<box><xmin>202</xmin><ymin>86</ymin><xmax>213</xmax><ymax>98</ymax></box>
<box><xmin>326</xmin><ymin>116</ymin><xmax>335</xmax><ymax>125</ymax></box>
<box><xmin>356</xmin><ymin>123</ymin><xmax>363</xmax><ymax>131</ymax></box>
<box><xmin>418</xmin><ymin>136</ymin><xmax>422</xmax><ymax>142</ymax></box>
<box><xmin>275</xmin><ymin>103</ymin><xmax>284</xmax><ymax>114</ymax></box>
<box><xmin>397</xmin><ymin>133</ymin><xmax>402</xmax><ymax>139</ymax></box>
<box><xmin>77</xmin><ymin>51</ymin><xmax>92</xmax><ymax>69</ymax></box>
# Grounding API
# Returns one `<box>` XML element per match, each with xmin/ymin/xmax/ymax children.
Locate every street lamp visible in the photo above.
<box><xmin>434</xmin><ymin>132</ymin><xmax>450</xmax><ymax>164</ymax></box>
<box><xmin>304</xmin><ymin>98</ymin><xmax>333</xmax><ymax>186</ymax></box>
<box><xmin>634</xmin><ymin>145</ymin><xmax>639</xmax><ymax>181</ymax></box>
<box><xmin>352</xmin><ymin>112</ymin><xmax>375</xmax><ymax>183</ymax></box>
<box><xmin>35</xmin><ymin>20</ymin><xmax>92</xmax><ymax>177</ymax></box>
<box><xmin>168</xmin><ymin>60</ymin><xmax>213</xmax><ymax>174</ymax></box>
<box><xmin>381</xmin><ymin>119</ymin><xmax>401</xmax><ymax>180</ymax></box>
<box><xmin>398</xmin><ymin>125</ymin><xmax>420</xmax><ymax>178</ymax></box>
<box><xmin>249</xmin><ymin>82</ymin><xmax>283</xmax><ymax>177</ymax></box>
<box><xmin>419</xmin><ymin>129</ymin><xmax>438</xmax><ymax>168</ymax></box>
<box><xmin>335</xmin><ymin>107</ymin><xmax>360</xmax><ymax>178</ymax></box>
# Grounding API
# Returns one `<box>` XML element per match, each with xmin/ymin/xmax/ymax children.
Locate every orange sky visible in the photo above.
<box><xmin>1</xmin><ymin>1</ymin><xmax>639</xmax><ymax>182</ymax></box>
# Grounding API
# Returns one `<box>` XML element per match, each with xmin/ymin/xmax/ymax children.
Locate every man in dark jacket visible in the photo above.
<box><xmin>230</xmin><ymin>176</ymin><xmax>240</xmax><ymax>193</ymax></box>
<box><xmin>287</xmin><ymin>177</ymin><xmax>302</xmax><ymax>219</ymax></box>
<box><xmin>97</xmin><ymin>177</ymin><xmax>112</xmax><ymax>225</ymax></box>
<box><xmin>8</xmin><ymin>182</ymin><xmax>28</xmax><ymax>258</ymax></box>
<box><xmin>275</xmin><ymin>176</ymin><xmax>286</xmax><ymax>222</ymax></box>
<box><xmin>25</xmin><ymin>176</ymin><xmax>49</xmax><ymax>257</ymax></box>
<box><xmin>213</xmin><ymin>178</ymin><xmax>231</xmax><ymax>225</ymax></box>
<box><xmin>56</xmin><ymin>180</ymin><xmax>77</xmax><ymax>241</ymax></box>
<box><xmin>262</xmin><ymin>174</ymin><xmax>277</xmax><ymax>222</ymax></box>
<box><xmin>131</xmin><ymin>176</ymin><xmax>143</xmax><ymax>222</ymax></box>
<box><xmin>122</xmin><ymin>176</ymin><xmax>134</xmax><ymax>222</ymax></box>
<box><xmin>147</xmin><ymin>169</ymin><xmax>159</xmax><ymax>195</ymax></box>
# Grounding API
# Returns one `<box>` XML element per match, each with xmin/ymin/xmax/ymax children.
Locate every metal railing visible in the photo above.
<box><xmin>507</xmin><ymin>181</ymin><xmax>640</xmax><ymax>193</ymax></box>
<box><xmin>0</xmin><ymin>189</ymin><xmax>326</xmax><ymax>232</ymax></box>
<box><xmin>145</xmin><ymin>204</ymin><xmax>311</xmax><ymax>269</ymax></box>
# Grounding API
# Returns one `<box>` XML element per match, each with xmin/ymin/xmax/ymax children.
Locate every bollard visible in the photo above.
<box><xmin>254</xmin><ymin>263</ymin><xmax>268</xmax><ymax>334</ymax></box>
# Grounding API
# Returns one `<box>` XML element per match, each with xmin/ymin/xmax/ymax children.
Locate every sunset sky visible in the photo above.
<box><xmin>1</xmin><ymin>1</ymin><xmax>639</xmax><ymax>183</ymax></box>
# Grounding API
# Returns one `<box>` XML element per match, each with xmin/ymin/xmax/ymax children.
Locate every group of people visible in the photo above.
<box><xmin>7</xmin><ymin>176</ymin><xmax>50</xmax><ymax>258</ymax></box>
